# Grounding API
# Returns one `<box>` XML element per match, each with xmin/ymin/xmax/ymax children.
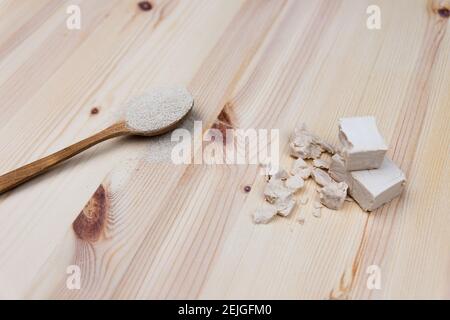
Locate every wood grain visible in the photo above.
<box><xmin>0</xmin><ymin>0</ymin><xmax>449</xmax><ymax>299</ymax></box>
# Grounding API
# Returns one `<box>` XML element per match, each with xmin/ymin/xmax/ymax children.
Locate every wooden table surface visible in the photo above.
<box><xmin>0</xmin><ymin>0</ymin><xmax>449</xmax><ymax>299</ymax></box>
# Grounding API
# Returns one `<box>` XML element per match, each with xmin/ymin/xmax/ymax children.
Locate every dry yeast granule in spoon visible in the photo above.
<box><xmin>124</xmin><ymin>86</ymin><xmax>194</xmax><ymax>135</ymax></box>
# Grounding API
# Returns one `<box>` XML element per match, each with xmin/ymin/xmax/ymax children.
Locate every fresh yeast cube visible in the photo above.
<box><xmin>330</xmin><ymin>155</ymin><xmax>406</xmax><ymax>211</ymax></box>
<box><xmin>339</xmin><ymin>116</ymin><xmax>388</xmax><ymax>171</ymax></box>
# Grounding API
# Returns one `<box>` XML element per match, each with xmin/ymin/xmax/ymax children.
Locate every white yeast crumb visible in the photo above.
<box><xmin>264</xmin><ymin>178</ymin><xmax>293</xmax><ymax>204</ymax></box>
<box><xmin>311</xmin><ymin>168</ymin><xmax>334</xmax><ymax>187</ymax></box>
<box><xmin>290</xmin><ymin>158</ymin><xmax>312</xmax><ymax>179</ymax></box>
<box><xmin>275</xmin><ymin>196</ymin><xmax>296</xmax><ymax>217</ymax></box>
<box><xmin>291</xmin><ymin>158</ymin><xmax>308</xmax><ymax>170</ymax></box>
<box><xmin>289</xmin><ymin>123</ymin><xmax>324</xmax><ymax>159</ymax></box>
<box><xmin>292</xmin><ymin>167</ymin><xmax>311</xmax><ymax>180</ymax></box>
<box><xmin>272</xmin><ymin>169</ymin><xmax>289</xmax><ymax>181</ymax></box>
<box><xmin>285</xmin><ymin>175</ymin><xmax>305</xmax><ymax>192</ymax></box>
<box><xmin>253</xmin><ymin>203</ymin><xmax>278</xmax><ymax>224</ymax></box>
<box><xmin>318</xmin><ymin>182</ymin><xmax>348</xmax><ymax>210</ymax></box>
<box><xmin>312</xmin><ymin>159</ymin><xmax>330</xmax><ymax>170</ymax></box>
<box><xmin>318</xmin><ymin>140</ymin><xmax>336</xmax><ymax>154</ymax></box>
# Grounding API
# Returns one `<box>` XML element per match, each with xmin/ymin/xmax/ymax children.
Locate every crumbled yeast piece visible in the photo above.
<box><xmin>289</xmin><ymin>123</ymin><xmax>324</xmax><ymax>159</ymax></box>
<box><xmin>318</xmin><ymin>140</ymin><xmax>336</xmax><ymax>155</ymax></box>
<box><xmin>311</xmin><ymin>168</ymin><xmax>333</xmax><ymax>187</ymax></box>
<box><xmin>338</xmin><ymin>117</ymin><xmax>388</xmax><ymax>171</ymax></box>
<box><xmin>290</xmin><ymin>141</ymin><xmax>322</xmax><ymax>159</ymax></box>
<box><xmin>260</xmin><ymin>162</ymin><xmax>286</xmax><ymax>181</ymax></box>
<box><xmin>275</xmin><ymin>196</ymin><xmax>296</xmax><ymax>217</ymax></box>
<box><xmin>329</xmin><ymin>154</ymin><xmax>350</xmax><ymax>183</ymax></box>
<box><xmin>319</xmin><ymin>182</ymin><xmax>348</xmax><ymax>210</ymax></box>
<box><xmin>272</xmin><ymin>169</ymin><xmax>289</xmax><ymax>181</ymax></box>
<box><xmin>263</xmin><ymin>178</ymin><xmax>292</xmax><ymax>204</ymax></box>
<box><xmin>312</xmin><ymin>159</ymin><xmax>330</xmax><ymax>170</ymax></box>
<box><xmin>290</xmin><ymin>158</ymin><xmax>311</xmax><ymax>179</ymax></box>
<box><xmin>253</xmin><ymin>203</ymin><xmax>278</xmax><ymax>224</ymax></box>
<box><xmin>285</xmin><ymin>175</ymin><xmax>305</xmax><ymax>192</ymax></box>
<box><xmin>330</xmin><ymin>155</ymin><xmax>406</xmax><ymax>211</ymax></box>
<box><xmin>291</xmin><ymin>157</ymin><xmax>308</xmax><ymax>170</ymax></box>
<box><xmin>292</xmin><ymin>168</ymin><xmax>311</xmax><ymax>180</ymax></box>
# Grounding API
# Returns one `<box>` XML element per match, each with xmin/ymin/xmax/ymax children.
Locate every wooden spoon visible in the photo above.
<box><xmin>0</xmin><ymin>86</ymin><xmax>194</xmax><ymax>194</ymax></box>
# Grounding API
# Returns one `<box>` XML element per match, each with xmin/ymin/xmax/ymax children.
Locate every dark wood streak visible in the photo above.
<box><xmin>73</xmin><ymin>185</ymin><xmax>109</xmax><ymax>242</ymax></box>
<box><xmin>211</xmin><ymin>102</ymin><xmax>235</xmax><ymax>144</ymax></box>
<box><xmin>329</xmin><ymin>216</ymin><xmax>370</xmax><ymax>300</ymax></box>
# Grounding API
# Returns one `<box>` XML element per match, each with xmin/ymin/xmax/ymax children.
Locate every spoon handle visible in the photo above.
<box><xmin>0</xmin><ymin>122</ymin><xmax>128</xmax><ymax>195</ymax></box>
